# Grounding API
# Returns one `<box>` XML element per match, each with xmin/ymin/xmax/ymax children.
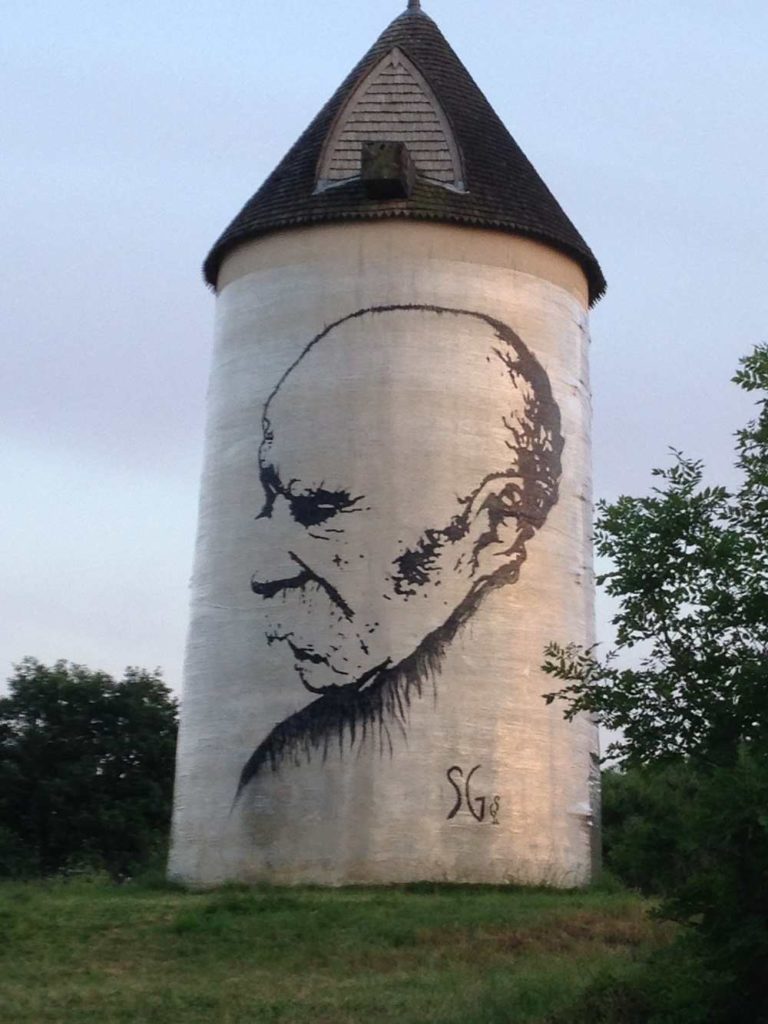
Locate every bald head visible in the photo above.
<box><xmin>252</xmin><ymin>305</ymin><xmax>562</xmax><ymax>696</ymax></box>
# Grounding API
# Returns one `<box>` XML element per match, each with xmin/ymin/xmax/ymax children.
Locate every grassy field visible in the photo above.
<box><xmin>0</xmin><ymin>877</ymin><xmax>669</xmax><ymax>1023</ymax></box>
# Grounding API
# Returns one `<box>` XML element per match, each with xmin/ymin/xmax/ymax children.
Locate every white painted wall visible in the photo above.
<box><xmin>170</xmin><ymin>221</ymin><xmax>598</xmax><ymax>886</ymax></box>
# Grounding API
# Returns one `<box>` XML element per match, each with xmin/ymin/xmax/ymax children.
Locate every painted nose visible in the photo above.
<box><xmin>250</xmin><ymin>494</ymin><xmax>315</xmax><ymax>598</ymax></box>
<box><xmin>251</xmin><ymin>562</ymin><xmax>312</xmax><ymax>599</ymax></box>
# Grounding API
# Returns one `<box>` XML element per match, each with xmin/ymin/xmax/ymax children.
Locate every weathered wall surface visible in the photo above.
<box><xmin>170</xmin><ymin>220</ymin><xmax>598</xmax><ymax>887</ymax></box>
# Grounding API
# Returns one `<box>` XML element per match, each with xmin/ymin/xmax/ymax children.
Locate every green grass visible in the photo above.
<box><xmin>0</xmin><ymin>876</ymin><xmax>670</xmax><ymax>1023</ymax></box>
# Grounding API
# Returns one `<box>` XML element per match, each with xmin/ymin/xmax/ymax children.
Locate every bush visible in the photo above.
<box><xmin>0</xmin><ymin>658</ymin><xmax>178</xmax><ymax>879</ymax></box>
<box><xmin>601</xmin><ymin>763</ymin><xmax>701</xmax><ymax>896</ymax></box>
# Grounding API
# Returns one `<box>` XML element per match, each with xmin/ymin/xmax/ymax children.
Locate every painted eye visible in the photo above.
<box><xmin>289</xmin><ymin>489</ymin><xmax>362</xmax><ymax>528</ymax></box>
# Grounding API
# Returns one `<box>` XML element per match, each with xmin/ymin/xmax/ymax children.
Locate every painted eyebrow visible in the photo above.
<box><xmin>256</xmin><ymin>463</ymin><xmax>284</xmax><ymax>519</ymax></box>
<box><xmin>260</xmin><ymin>463</ymin><xmax>281</xmax><ymax>493</ymax></box>
<box><xmin>260</xmin><ymin>463</ymin><xmax>306</xmax><ymax>499</ymax></box>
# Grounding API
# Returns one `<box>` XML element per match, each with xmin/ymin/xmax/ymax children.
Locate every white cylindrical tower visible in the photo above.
<box><xmin>170</xmin><ymin>3</ymin><xmax>605</xmax><ymax>887</ymax></box>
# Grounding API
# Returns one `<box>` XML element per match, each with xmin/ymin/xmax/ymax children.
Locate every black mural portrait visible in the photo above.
<box><xmin>237</xmin><ymin>305</ymin><xmax>563</xmax><ymax>797</ymax></box>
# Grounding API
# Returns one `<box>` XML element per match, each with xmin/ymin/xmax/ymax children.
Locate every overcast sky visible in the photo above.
<box><xmin>3</xmin><ymin>0</ymin><xmax>766</xmax><ymax>692</ymax></box>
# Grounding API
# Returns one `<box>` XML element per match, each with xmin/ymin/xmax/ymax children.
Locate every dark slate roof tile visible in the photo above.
<box><xmin>204</xmin><ymin>6</ymin><xmax>606</xmax><ymax>304</ymax></box>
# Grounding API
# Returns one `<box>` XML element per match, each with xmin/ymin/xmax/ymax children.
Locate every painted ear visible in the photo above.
<box><xmin>463</xmin><ymin>478</ymin><xmax>532</xmax><ymax>581</ymax></box>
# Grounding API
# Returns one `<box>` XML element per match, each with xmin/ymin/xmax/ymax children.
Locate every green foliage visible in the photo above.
<box><xmin>0</xmin><ymin>658</ymin><xmax>178</xmax><ymax>878</ymax></box>
<box><xmin>600</xmin><ymin>763</ymin><xmax>701</xmax><ymax>896</ymax></box>
<box><xmin>545</xmin><ymin>344</ymin><xmax>768</xmax><ymax>769</ymax></box>
<box><xmin>550</xmin><ymin>942</ymin><xmax>722</xmax><ymax>1024</ymax></box>
<box><xmin>599</xmin><ymin>756</ymin><xmax>768</xmax><ymax>1020</ymax></box>
<box><xmin>543</xmin><ymin>345</ymin><xmax>768</xmax><ymax>1022</ymax></box>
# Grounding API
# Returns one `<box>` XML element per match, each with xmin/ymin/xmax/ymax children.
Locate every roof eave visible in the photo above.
<box><xmin>205</xmin><ymin>210</ymin><xmax>606</xmax><ymax>306</ymax></box>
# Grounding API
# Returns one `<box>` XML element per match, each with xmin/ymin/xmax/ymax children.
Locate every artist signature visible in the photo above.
<box><xmin>446</xmin><ymin>765</ymin><xmax>500</xmax><ymax>824</ymax></box>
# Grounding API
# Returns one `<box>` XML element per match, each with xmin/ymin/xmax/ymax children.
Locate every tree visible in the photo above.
<box><xmin>0</xmin><ymin>658</ymin><xmax>178</xmax><ymax>878</ymax></box>
<box><xmin>544</xmin><ymin>345</ymin><xmax>768</xmax><ymax>1023</ymax></box>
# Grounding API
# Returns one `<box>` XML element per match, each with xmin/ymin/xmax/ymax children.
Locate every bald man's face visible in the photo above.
<box><xmin>250</xmin><ymin>309</ymin><xmax>532</xmax><ymax>695</ymax></box>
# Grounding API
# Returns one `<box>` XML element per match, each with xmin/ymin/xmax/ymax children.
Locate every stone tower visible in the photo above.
<box><xmin>170</xmin><ymin>1</ymin><xmax>606</xmax><ymax>887</ymax></box>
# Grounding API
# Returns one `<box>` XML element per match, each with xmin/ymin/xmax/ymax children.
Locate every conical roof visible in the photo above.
<box><xmin>204</xmin><ymin>4</ymin><xmax>605</xmax><ymax>304</ymax></box>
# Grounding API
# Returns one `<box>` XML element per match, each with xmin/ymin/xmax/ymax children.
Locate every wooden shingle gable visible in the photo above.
<box><xmin>316</xmin><ymin>47</ymin><xmax>465</xmax><ymax>192</ymax></box>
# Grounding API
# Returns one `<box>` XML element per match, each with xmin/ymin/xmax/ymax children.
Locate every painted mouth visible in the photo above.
<box><xmin>265</xmin><ymin>630</ymin><xmax>349</xmax><ymax>693</ymax></box>
<box><xmin>264</xmin><ymin>630</ymin><xmax>390</xmax><ymax>697</ymax></box>
<box><xmin>286</xmin><ymin>638</ymin><xmax>347</xmax><ymax>674</ymax></box>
